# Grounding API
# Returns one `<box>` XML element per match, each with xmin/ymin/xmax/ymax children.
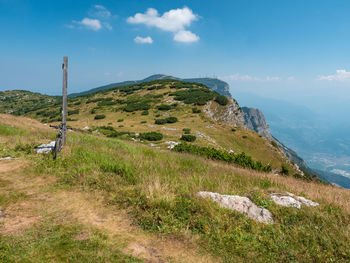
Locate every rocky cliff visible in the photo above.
<box><xmin>241</xmin><ymin>107</ymin><xmax>272</xmax><ymax>139</ymax></box>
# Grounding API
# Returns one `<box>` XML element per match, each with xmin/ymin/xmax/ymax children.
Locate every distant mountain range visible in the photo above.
<box><xmin>69</xmin><ymin>74</ymin><xmax>231</xmax><ymax>98</ymax></box>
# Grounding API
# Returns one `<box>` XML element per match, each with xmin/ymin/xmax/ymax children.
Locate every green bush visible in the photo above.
<box><xmin>157</xmin><ymin>105</ymin><xmax>171</xmax><ymax>111</ymax></box>
<box><xmin>117</xmin><ymin>119</ymin><xmax>124</xmax><ymax>122</ymax></box>
<box><xmin>281</xmin><ymin>164</ymin><xmax>290</xmax><ymax>175</ymax></box>
<box><xmin>94</xmin><ymin>114</ymin><xmax>106</xmax><ymax>120</ymax></box>
<box><xmin>192</xmin><ymin>108</ymin><xmax>201</xmax><ymax>113</ymax></box>
<box><xmin>242</xmin><ymin>135</ymin><xmax>248</xmax><ymax>139</ymax></box>
<box><xmin>124</xmin><ymin>102</ymin><xmax>150</xmax><ymax>112</ymax></box>
<box><xmin>173</xmin><ymin>143</ymin><xmax>272</xmax><ymax>172</ymax></box>
<box><xmin>231</xmin><ymin>128</ymin><xmax>236</xmax><ymax>132</ymax></box>
<box><xmin>215</xmin><ymin>95</ymin><xmax>229</xmax><ymax>106</ymax></box>
<box><xmin>183</xmin><ymin>128</ymin><xmax>191</xmax><ymax>134</ymax></box>
<box><xmin>180</xmin><ymin>135</ymin><xmax>196</xmax><ymax>142</ymax></box>
<box><xmin>165</xmin><ymin>117</ymin><xmax>178</xmax><ymax>123</ymax></box>
<box><xmin>141</xmin><ymin>110</ymin><xmax>149</xmax><ymax>116</ymax></box>
<box><xmin>155</xmin><ymin>119</ymin><xmax>167</xmax><ymax>125</ymax></box>
<box><xmin>271</xmin><ymin>141</ymin><xmax>279</xmax><ymax>148</ymax></box>
<box><xmin>155</xmin><ymin>117</ymin><xmax>178</xmax><ymax>125</ymax></box>
<box><xmin>170</xmin><ymin>88</ymin><xmax>216</xmax><ymax>105</ymax></box>
<box><xmin>68</xmin><ymin>109</ymin><xmax>79</xmax><ymax>116</ymax></box>
<box><xmin>90</xmin><ymin>108</ymin><xmax>96</xmax><ymax>114</ymax></box>
<box><xmin>139</xmin><ymin>132</ymin><xmax>163</xmax><ymax>141</ymax></box>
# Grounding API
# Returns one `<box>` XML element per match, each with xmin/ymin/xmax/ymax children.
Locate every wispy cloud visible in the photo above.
<box><xmin>318</xmin><ymin>69</ymin><xmax>350</xmax><ymax>81</ymax></box>
<box><xmin>134</xmin><ymin>36</ymin><xmax>153</xmax><ymax>44</ymax></box>
<box><xmin>68</xmin><ymin>5</ymin><xmax>113</xmax><ymax>31</ymax></box>
<box><xmin>222</xmin><ymin>74</ymin><xmax>281</xmax><ymax>82</ymax></box>
<box><xmin>91</xmin><ymin>5</ymin><xmax>111</xmax><ymax>18</ymax></box>
<box><xmin>75</xmin><ymin>18</ymin><xmax>102</xmax><ymax>31</ymax></box>
<box><xmin>127</xmin><ymin>7</ymin><xmax>199</xmax><ymax>43</ymax></box>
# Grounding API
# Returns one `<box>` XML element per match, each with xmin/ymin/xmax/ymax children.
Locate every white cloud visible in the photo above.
<box><xmin>222</xmin><ymin>74</ymin><xmax>280</xmax><ymax>82</ymax></box>
<box><xmin>173</xmin><ymin>30</ymin><xmax>199</xmax><ymax>43</ymax></box>
<box><xmin>104</xmin><ymin>22</ymin><xmax>112</xmax><ymax>31</ymax></box>
<box><xmin>92</xmin><ymin>5</ymin><xmax>111</xmax><ymax>18</ymax></box>
<box><xmin>318</xmin><ymin>69</ymin><xmax>350</xmax><ymax>81</ymax></box>
<box><xmin>134</xmin><ymin>36</ymin><xmax>153</xmax><ymax>44</ymax></box>
<box><xmin>74</xmin><ymin>18</ymin><xmax>102</xmax><ymax>31</ymax></box>
<box><xmin>127</xmin><ymin>7</ymin><xmax>199</xmax><ymax>43</ymax></box>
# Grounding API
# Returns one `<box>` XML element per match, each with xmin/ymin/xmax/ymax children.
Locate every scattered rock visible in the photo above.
<box><xmin>161</xmin><ymin>127</ymin><xmax>178</xmax><ymax>131</ymax></box>
<box><xmin>34</xmin><ymin>141</ymin><xmax>55</xmax><ymax>154</ymax></box>
<box><xmin>83</xmin><ymin>126</ymin><xmax>90</xmax><ymax>131</ymax></box>
<box><xmin>270</xmin><ymin>194</ymin><xmax>301</xmax><ymax>209</ymax></box>
<box><xmin>270</xmin><ymin>192</ymin><xmax>319</xmax><ymax>209</ymax></box>
<box><xmin>0</xmin><ymin>157</ymin><xmax>16</xmax><ymax>161</ymax></box>
<box><xmin>165</xmin><ymin>141</ymin><xmax>179</xmax><ymax>149</ymax></box>
<box><xmin>195</xmin><ymin>131</ymin><xmax>216</xmax><ymax>144</ymax></box>
<box><xmin>197</xmin><ymin>191</ymin><xmax>274</xmax><ymax>224</ymax></box>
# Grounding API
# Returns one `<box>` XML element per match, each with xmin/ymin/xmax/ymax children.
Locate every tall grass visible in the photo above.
<box><xmin>28</xmin><ymin>133</ymin><xmax>350</xmax><ymax>263</ymax></box>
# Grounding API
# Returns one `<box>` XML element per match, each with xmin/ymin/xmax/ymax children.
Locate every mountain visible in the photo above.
<box><xmin>69</xmin><ymin>74</ymin><xmax>231</xmax><ymax>98</ymax></box>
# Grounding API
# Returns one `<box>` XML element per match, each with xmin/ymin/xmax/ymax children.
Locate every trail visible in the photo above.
<box><xmin>0</xmin><ymin>160</ymin><xmax>217</xmax><ymax>263</ymax></box>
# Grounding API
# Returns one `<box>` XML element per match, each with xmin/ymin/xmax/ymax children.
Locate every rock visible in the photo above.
<box><xmin>165</xmin><ymin>141</ymin><xmax>179</xmax><ymax>149</ymax></box>
<box><xmin>0</xmin><ymin>157</ymin><xmax>16</xmax><ymax>161</ymax></box>
<box><xmin>270</xmin><ymin>193</ymin><xmax>319</xmax><ymax>209</ymax></box>
<box><xmin>270</xmin><ymin>194</ymin><xmax>301</xmax><ymax>209</ymax></box>
<box><xmin>286</xmin><ymin>192</ymin><xmax>319</xmax><ymax>207</ymax></box>
<box><xmin>161</xmin><ymin>127</ymin><xmax>178</xmax><ymax>131</ymax></box>
<box><xmin>83</xmin><ymin>126</ymin><xmax>90</xmax><ymax>130</ymax></box>
<box><xmin>34</xmin><ymin>141</ymin><xmax>56</xmax><ymax>154</ymax></box>
<box><xmin>197</xmin><ymin>191</ymin><xmax>274</xmax><ymax>224</ymax></box>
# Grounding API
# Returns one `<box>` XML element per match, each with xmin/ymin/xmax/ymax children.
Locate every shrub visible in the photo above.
<box><xmin>157</xmin><ymin>105</ymin><xmax>171</xmax><ymax>111</ymax></box>
<box><xmin>139</xmin><ymin>132</ymin><xmax>163</xmax><ymax>141</ymax></box>
<box><xmin>215</xmin><ymin>95</ymin><xmax>229</xmax><ymax>106</ymax></box>
<box><xmin>192</xmin><ymin>108</ymin><xmax>201</xmax><ymax>113</ymax></box>
<box><xmin>180</xmin><ymin>135</ymin><xmax>196</xmax><ymax>142</ymax></box>
<box><xmin>281</xmin><ymin>164</ymin><xmax>290</xmax><ymax>175</ymax></box>
<box><xmin>124</xmin><ymin>102</ymin><xmax>150</xmax><ymax>112</ymax></box>
<box><xmin>94</xmin><ymin>114</ymin><xmax>105</xmax><ymax>120</ymax></box>
<box><xmin>165</xmin><ymin>117</ymin><xmax>178</xmax><ymax>123</ymax></box>
<box><xmin>170</xmin><ymin>88</ymin><xmax>216</xmax><ymax>105</ymax></box>
<box><xmin>173</xmin><ymin>143</ymin><xmax>272</xmax><ymax>172</ymax></box>
<box><xmin>231</xmin><ymin>128</ymin><xmax>236</xmax><ymax>132</ymax></box>
<box><xmin>155</xmin><ymin>117</ymin><xmax>178</xmax><ymax>125</ymax></box>
<box><xmin>68</xmin><ymin>109</ymin><xmax>79</xmax><ymax>116</ymax></box>
<box><xmin>141</xmin><ymin>110</ymin><xmax>149</xmax><ymax>116</ymax></box>
<box><xmin>155</xmin><ymin>114</ymin><xmax>161</xmax><ymax>117</ymax></box>
<box><xmin>155</xmin><ymin>119</ymin><xmax>167</xmax><ymax>125</ymax></box>
<box><xmin>117</xmin><ymin>119</ymin><xmax>124</xmax><ymax>122</ymax></box>
<box><xmin>140</xmin><ymin>121</ymin><xmax>147</xmax><ymax>124</ymax></box>
<box><xmin>90</xmin><ymin>108</ymin><xmax>96</xmax><ymax>114</ymax></box>
<box><xmin>242</xmin><ymin>135</ymin><xmax>248</xmax><ymax>139</ymax></box>
<box><xmin>271</xmin><ymin>141</ymin><xmax>278</xmax><ymax>148</ymax></box>
<box><xmin>183</xmin><ymin>128</ymin><xmax>191</xmax><ymax>134</ymax></box>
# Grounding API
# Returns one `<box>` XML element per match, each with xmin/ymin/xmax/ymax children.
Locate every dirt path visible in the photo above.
<box><xmin>0</xmin><ymin>160</ymin><xmax>217</xmax><ymax>263</ymax></box>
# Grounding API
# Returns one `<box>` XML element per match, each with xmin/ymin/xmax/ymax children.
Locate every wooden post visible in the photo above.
<box><xmin>62</xmin><ymin>56</ymin><xmax>68</xmax><ymax>145</ymax></box>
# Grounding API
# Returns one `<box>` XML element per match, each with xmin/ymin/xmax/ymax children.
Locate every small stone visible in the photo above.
<box><xmin>270</xmin><ymin>194</ymin><xmax>301</xmax><ymax>209</ymax></box>
<box><xmin>34</xmin><ymin>141</ymin><xmax>56</xmax><ymax>154</ymax></box>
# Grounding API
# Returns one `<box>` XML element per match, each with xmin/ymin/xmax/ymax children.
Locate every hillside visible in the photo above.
<box><xmin>1</xmin><ymin>113</ymin><xmax>350</xmax><ymax>262</ymax></box>
<box><xmin>0</xmin><ymin>79</ymin><xmax>308</xmax><ymax>177</ymax></box>
<box><xmin>69</xmin><ymin>74</ymin><xmax>232</xmax><ymax>98</ymax></box>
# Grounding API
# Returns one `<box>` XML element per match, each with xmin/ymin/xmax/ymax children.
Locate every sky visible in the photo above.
<box><xmin>1</xmin><ymin>0</ymin><xmax>350</xmax><ymax>117</ymax></box>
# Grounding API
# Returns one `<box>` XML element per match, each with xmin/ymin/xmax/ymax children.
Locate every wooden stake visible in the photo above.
<box><xmin>62</xmin><ymin>56</ymin><xmax>68</xmax><ymax>145</ymax></box>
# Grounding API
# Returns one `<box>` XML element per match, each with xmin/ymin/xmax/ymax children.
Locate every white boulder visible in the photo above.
<box><xmin>270</xmin><ymin>192</ymin><xmax>319</xmax><ymax>209</ymax></box>
<box><xmin>197</xmin><ymin>191</ymin><xmax>274</xmax><ymax>224</ymax></box>
<box><xmin>34</xmin><ymin>141</ymin><xmax>56</xmax><ymax>154</ymax></box>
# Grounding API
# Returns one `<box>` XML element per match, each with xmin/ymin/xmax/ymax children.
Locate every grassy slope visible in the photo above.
<box><xmin>0</xmin><ymin>80</ymin><xmax>297</xmax><ymax>174</ymax></box>
<box><xmin>1</xmin><ymin>114</ymin><xmax>350</xmax><ymax>262</ymax></box>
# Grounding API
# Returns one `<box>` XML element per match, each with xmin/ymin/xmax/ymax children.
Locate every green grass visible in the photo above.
<box><xmin>26</xmin><ymin>133</ymin><xmax>350</xmax><ymax>263</ymax></box>
<box><xmin>0</xmin><ymin>124</ymin><xmax>26</xmax><ymax>136</ymax></box>
<box><xmin>0</xmin><ymin>220</ymin><xmax>142</xmax><ymax>263</ymax></box>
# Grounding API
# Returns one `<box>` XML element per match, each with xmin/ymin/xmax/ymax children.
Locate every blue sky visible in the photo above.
<box><xmin>1</xmin><ymin>0</ymin><xmax>350</xmax><ymax>116</ymax></box>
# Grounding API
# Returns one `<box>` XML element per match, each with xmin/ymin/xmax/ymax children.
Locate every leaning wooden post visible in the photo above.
<box><xmin>62</xmin><ymin>56</ymin><xmax>68</xmax><ymax>145</ymax></box>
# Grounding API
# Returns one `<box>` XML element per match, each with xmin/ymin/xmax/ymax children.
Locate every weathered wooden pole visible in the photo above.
<box><xmin>62</xmin><ymin>56</ymin><xmax>68</xmax><ymax>145</ymax></box>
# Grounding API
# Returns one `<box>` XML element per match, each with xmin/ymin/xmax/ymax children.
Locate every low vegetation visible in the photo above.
<box><xmin>139</xmin><ymin>132</ymin><xmax>163</xmax><ymax>141</ymax></box>
<box><xmin>1</xmin><ymin>114</ymin><xmax>350</xmax><ymax>262</ymax></box>
<box><xmin>180</xmin><ymin>134</ymin><xmax>196</xmax><ymax>142</ymax></box>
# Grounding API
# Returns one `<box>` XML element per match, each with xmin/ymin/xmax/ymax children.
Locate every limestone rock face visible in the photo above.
<box><xmin>197</xmin><ymin>191</ymin><xmax>274</xmax><ymax>224</ymax></box>
<box><xmin>204</xmin><ymin>99</ymin><xmax>245</xmax><ymax>128</ymax></box>
<box><xmin>270</xmin><ymin>193</ymin><xmax>319</xmax><ymax>209</ymax></box>
<box><xmin>241</xmin><ymin>107</ymin><xmax>272</xmax><ymax>139</ymax></box>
